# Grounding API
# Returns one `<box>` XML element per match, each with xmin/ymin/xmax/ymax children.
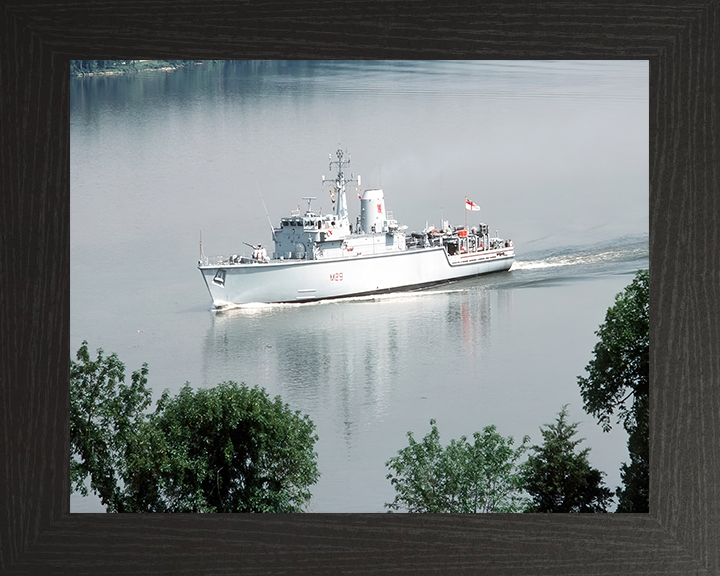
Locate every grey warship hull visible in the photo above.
<box><xmin>199</xmin><ymin>244</ymin><xmax>514</xmax><ymax>307</ymax></box>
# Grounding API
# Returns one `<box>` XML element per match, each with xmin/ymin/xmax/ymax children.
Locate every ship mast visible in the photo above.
<box><xmin>322</xmin><ymin>148</ymin><xmax>360</xmax><ymax>226</ymax></box>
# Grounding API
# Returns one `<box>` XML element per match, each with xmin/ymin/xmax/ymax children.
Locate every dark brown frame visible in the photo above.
<box><xmin>2</xmin><ymin>2</ymin><xmax>717</xmax><ymax>574</ymax></box>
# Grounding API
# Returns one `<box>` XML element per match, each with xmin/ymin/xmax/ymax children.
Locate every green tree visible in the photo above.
<box><xmin>70</xmin><ymin>341</ymin><xmax>151</xmax><ymax>512</ymax></box>
<box><xmin>577</xmin><ymin>269</ymin><xmax>649</xmax><ymax>512</ymax></box>
<box><xmin>140</xmin><ymin>382</ymin><xmax>320</xmax><ymax>512</ymax></box>
<box><xmin>385</xmin><ymin>420</ymin><xmax>530</xmax><ymax>513</ymax></box>
<box><xmin>521</xmin><ymin>406</ymin><xmax>613</xmax><ymax>513</ymax></box>
<box><xmin>70</xmin><ymin>342</ymin><xmax>320</xmax><ymax>512</ymax></box>
<box><xmin>615</xmin><ymin>394</ymin><xmax>648</xmax><ymax>512</ymax></box>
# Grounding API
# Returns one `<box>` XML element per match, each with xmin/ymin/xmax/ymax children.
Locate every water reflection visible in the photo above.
<box><xmin>201</xmin><ymin>285</ymin><xmax>512</xmax><ymax>451</ymax></box>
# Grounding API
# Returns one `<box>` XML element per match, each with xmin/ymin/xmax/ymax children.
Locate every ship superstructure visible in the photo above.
<box><xmin>199</xmin><ymin>149</ymin><xmax>514</xmax><ymax>307</ymax></box>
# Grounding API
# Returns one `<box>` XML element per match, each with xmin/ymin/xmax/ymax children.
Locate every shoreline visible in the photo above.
<box><xmin>71</xmin><ymin>60</ymin><xmax>205</xmax><ymax>78</ymax></box>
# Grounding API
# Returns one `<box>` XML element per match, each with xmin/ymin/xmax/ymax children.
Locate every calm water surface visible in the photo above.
<box><xmin>71</xmin><ymin>61</ymin><xmax>648</xmax><ymax>512</ymax></box>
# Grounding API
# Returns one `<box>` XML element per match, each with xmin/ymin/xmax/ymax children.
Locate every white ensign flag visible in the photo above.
<box><xmin>465</xmin><ymin>197</ymin><xmax>481</xmax><ymax>211</ymax></box>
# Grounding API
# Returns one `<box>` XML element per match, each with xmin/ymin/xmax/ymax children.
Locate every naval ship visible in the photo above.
<box><xmin>199</xmin><ymin>149</ymin><xmax>514</xmax><ymax>308</ymax></box>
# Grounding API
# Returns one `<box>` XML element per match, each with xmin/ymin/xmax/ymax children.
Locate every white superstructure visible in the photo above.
<box><xmin>199</xmin><ymin>149</ymin><xmax>514</xmax><ymax>308</ymax></box>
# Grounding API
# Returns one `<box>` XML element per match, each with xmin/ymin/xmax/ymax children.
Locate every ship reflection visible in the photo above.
<box><xmin>201</xmin><ymin>287</ymin><xmax>513</xmax><ymax>450</ymax></box>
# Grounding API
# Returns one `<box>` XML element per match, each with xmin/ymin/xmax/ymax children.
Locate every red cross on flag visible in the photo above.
<box><xmin>465</xmin><ymin>197</ymin><xmax>481</xmax><ymax>211</ymax></box>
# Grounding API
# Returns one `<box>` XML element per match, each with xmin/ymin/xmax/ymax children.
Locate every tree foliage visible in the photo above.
<box><xmin>70</xmin><ymin>342</ymin><xmax>320</xmax><ymax>512</ymax></box>
<box><xmin>578</xmin><ymin>269</ymin><xmax>649</xmax><ymax>433</ymax></box>
<box><xmin>521</xmin><ymin>406</ymin><xmax>613</xmax><ymax>513</ymax></box>
<box><xmin>70</xmin><ymin>342</ymin><xmax>151</xmax><ymax>512</ymax></box>
<box><xmin>140</xmin><ymin>383</ymin><xmax>320</xmax><ymax>512</ymax></box>
<box><xmin>615</xmin><ymin>393</ymin><xmax>649</xmax><ymax>512</ymax></box>
<box><xmin>577</xmin><ymin>269</ymin><xmax>649</xmax><ymax>512</ymax></box>
<box><xmin>385</xmin><ymin>420</ymin><xmax>530</xmax><ymax>513</ymax></box>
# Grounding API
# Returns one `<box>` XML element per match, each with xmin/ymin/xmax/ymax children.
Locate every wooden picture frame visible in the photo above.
<box><xmin>1</xmin><ymin>2</ymin><xmax>717</xmax><ymax>573</ymax></box>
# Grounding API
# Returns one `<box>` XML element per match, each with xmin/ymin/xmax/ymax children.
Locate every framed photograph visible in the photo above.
<box><xmin>2</xmin><ymin>3</ymin><xmax>716</xmax><ymax>574</ymax></box>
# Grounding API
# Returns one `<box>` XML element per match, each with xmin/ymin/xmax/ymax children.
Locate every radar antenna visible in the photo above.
<box><xmin>301</xmin><ymin>196</ymin><xmax>317</xmax><ymax>214</ymax></box>
<box><xmin>321</xmin><ymin>148</ymin><xmax>359</xmax><ymax>223</ymax></box>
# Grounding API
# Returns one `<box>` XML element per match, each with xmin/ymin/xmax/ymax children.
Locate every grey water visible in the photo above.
<box><xmin>70</xmin><ymin>60</ymin><xmax>648</xmax><ymax>512</ymax></box>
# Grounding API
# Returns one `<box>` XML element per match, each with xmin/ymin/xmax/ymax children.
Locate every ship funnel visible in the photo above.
<box><xmin>360</xmin><ymin>189</ymin><xmax>386</xmax><ymax>233</ymax></box>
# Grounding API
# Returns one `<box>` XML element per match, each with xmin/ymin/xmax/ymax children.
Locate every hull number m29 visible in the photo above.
<box><xmin>330</xmin><ymin>272</ymin><xmax>344</xmax><ymax>282</ymax></box>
